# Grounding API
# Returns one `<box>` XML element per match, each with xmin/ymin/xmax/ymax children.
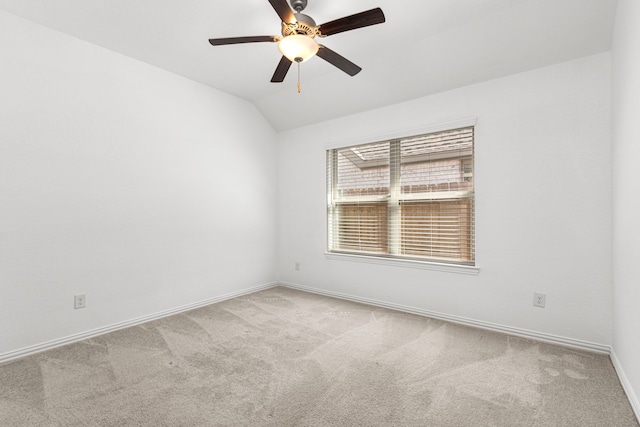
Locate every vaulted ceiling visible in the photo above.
<box><xmin>0</xmin><ymin>0</ymin><xmax>617</xmax><ymax>131</ymax></box>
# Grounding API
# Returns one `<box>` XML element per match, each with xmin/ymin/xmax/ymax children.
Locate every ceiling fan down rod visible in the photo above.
<box><xmin>290</xmin><ymin>0</ymin><xmax>307</xmax><ymax>13</ymax></box>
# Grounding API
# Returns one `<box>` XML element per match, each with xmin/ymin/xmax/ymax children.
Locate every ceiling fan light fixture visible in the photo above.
<box><xmin>278</xmin><ymin>34</ymin><xmax>319</xmax><ymax>63</ymax></box>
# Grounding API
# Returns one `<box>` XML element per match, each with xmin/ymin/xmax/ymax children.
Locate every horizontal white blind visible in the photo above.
<box><xmin>330</xmin><ymin>141</ymin><xmax>390</xmax><ymax>254</ymax></box>
<box><xmin>327</xmin><ymin>126</ymin><xmax>474</xmax><ymax>265</ymax></box>
<box><xmin>335</xmin><ymin>141</ymin><xmax>390</xmax><ymax>198</ymax></box>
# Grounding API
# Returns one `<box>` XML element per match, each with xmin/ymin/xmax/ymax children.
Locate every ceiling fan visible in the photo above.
<box><xmin>208</xmin><ymin>0</ymin><xmax>385</xmax><ymax>90</ymax></box>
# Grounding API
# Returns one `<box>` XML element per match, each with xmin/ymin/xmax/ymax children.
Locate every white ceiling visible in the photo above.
<box><xmin>0</xmin><ymin>0</ymin><xmax>617</xmax><ymax>131</ymax></box>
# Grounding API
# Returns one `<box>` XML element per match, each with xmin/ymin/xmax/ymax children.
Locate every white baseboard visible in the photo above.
<box><xmin>610</xmin><ymin>349</ymin><xmax>640</xmax><ymax>422</ymax></box>
<box><xmin>293</xmin><ymin>277</ymin><xmax>638</xmax><ymax>419</ymax></box>
<box><xmin>0</xmin><ymin>282</ymin><xmax>279</xmax><ymax>364</ymax></box>
<box><xmin>3</xmin><ymin>279</ymin><xmax>636</xmax><ymax>419</ymax></box>
<box><xmin>278</xmin><ymin>281</ymin><xmax>612</xmax><ymax>354</ymax></box>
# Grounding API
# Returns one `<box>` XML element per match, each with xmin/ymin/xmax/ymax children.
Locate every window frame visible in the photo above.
<box><xmin>324</xmin><ymin>118</ymin><xmax>479</xmax><ymax>275</ymax></box>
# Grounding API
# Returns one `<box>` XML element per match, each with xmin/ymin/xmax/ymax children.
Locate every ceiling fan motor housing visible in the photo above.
<box><xmin>281</xmin><ymin>13</ymin><xmax>318</xmax><ymax>37</ymax></box>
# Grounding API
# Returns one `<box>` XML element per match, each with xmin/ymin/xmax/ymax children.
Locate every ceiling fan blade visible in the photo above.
<box><xmin>209</xmin><ymin>36</ymin><xmax>279</xmax><ymax>46</ymax></box>
<box><xmin>271</xmin><ymin>56</ymin><xmax>293</xmax><ymax>82</ymax></box>
<box><xmin>316</xmin><ymin>45</ymin><xmax>362</xmax><ymax>76</ymax></box>
<box><xmin>318</xmin><ymin>8</ymin><xmax>385</xmax><ymax>37</ymax></box>
<box><xmin>268</xmin><ymin>0</ymin><xmax>296</xmax><ymax>24</ymax></box>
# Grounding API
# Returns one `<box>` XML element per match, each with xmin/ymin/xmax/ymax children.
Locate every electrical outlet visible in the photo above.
<box><xmin>533</xmin><ymin>293</ymin><xmax>546</xmax><ymax>308</ymax></box>
<box><xmin>295</xmin><ymin>261</ymin><xmax>301</xmax><ymax>271</ymax></box>
<box><xmin>74</xmin><ymin>294</ymin><xmax>86</xmax><ymax>309</ymax></box>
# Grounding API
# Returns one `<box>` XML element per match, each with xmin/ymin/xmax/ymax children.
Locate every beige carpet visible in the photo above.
<box><xmin>0</xmin><ymin>286</ymin><xmax>638</xmax><ymax>426</ymax></box>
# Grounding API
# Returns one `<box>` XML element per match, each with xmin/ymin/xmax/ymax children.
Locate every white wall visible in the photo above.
<box><xmin>0</xmin><ymin>3</ymin><xmax>622</xmax><ymax>381</ymax></box>
<box><xmin>0</xmin><ymin>12</ymin><xmax>278</xmax><ymax>357</ymax></box>
<box><xmin>612</xmin><ymin>0</ymin><xmax>640</xmax><ymax>414</ymax></box>
<box><xmin>277</xmin><ymin>53</ymin><xmax>612</xmax><ymax>348</ymax></box>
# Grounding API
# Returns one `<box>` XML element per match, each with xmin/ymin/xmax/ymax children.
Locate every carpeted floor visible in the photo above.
<box><xmin>1</xmin><ymin>286</ymin><xmax>638</xmax><ymax>426</ymax></box>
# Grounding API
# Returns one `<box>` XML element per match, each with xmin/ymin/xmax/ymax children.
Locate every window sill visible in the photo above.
<box><xmin>324</xmin><ymin>252</ymin><xmax>480</xmax><ymax>275</ymax></box>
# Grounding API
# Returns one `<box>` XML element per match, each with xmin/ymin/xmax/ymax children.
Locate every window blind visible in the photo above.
<box><xmin>327</xmin><ymin>126</ymin><xmax>474</xmax><ymax>265</ymax></box>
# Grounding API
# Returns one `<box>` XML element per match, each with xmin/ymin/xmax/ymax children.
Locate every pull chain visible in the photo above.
<box><xmin>296</xmin><ymin>57</ymin><xmax>302</xmax><ymax>93</ymax></box>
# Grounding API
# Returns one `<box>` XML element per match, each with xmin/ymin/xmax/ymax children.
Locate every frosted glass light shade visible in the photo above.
<box><xmin>278</xmin><ymin>35</ymin><xmax>319</xmax><ymax>63</ymax></box>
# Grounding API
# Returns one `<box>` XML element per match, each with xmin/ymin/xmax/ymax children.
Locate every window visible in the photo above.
<box><xmin>326</xmin><ymin>126</ymin><xmax>474</xmax><ymax>266</ymax></box>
